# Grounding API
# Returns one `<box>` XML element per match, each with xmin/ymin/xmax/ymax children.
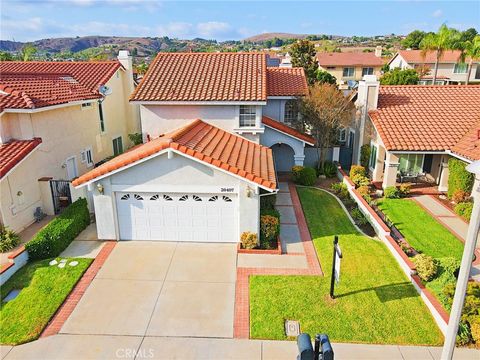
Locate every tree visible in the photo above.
<box><xmin>134</xmin><ymin>62</ymin><xmax>149</xmax><ymax>75</ymax></box>
<box><xmin>459</xmin><ymin>35</ymin><xmax>480</xmax><ymax>84</ymax></box>
<box><xmin>461</xmin><ymin>28</ymin><xmax>478</xmax><ymax>43</ymax></box>
<box><xmin>402</xmin><ymin>30</ymin><xmax>426</xmax><ymax>50</ymax></box>
<box><xmin>20</xmin><ymin>43</ymin><xmax>37</xmax><ymax>61</ymax></box>
<box><xmin>316</xmin><ymin>70</ymin><xmax>337</xmax><ymax>85</ymax></box>
<box><xmin>294</xmin><ymin>83</ymin><xmax>354</xmax><ymax>169</ymax></box>
<box><xmin>380</xmin><ymin>68</ymin><xmax>419</xmax><ymax>85</ymax></box>
<box><xmin>290</xmin><ymin>40</ymin><xmax>319</xmax><ymax>85</ymax></box>
<box><xmin>420</xmin><ymin>24</ymin><xmax>462</xmax><ymax>84</ymax></box>
<box><xmin>0</xmin><ymin>51</ymin><xmax>14</xmax><ymax>61</ymax></box>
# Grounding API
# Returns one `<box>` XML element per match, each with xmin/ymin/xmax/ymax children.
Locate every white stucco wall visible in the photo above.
<box><xmin>90</xmin><ymin>151</ymin><xmax>261</xmax><ymax>242</ymax></box>
<box><xmin>261</xmin><ymin>126</ymin><xmax>305</xmax><ymax>166</ymax></box>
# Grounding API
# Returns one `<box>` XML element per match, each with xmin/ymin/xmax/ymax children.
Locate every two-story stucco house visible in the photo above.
<box><xmin>388</xmin><ymin>50</ymin><xmax>480</xmax><ymax>84</ymax></box>
<box><xmin>0</xmin><ymin>51</ymin><xmax>139</xmax><ymax>233</ymax></box>
<box><xmin>73</xmin><ymin>52</ymin><xmax>315</xmax><ymax>243</ymax></box>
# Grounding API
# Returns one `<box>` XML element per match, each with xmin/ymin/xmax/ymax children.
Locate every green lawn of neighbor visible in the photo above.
<box><xmin>1</xmin><ymin>258</ymin><xmax>92</xmax><ymax>345</ymax></box>
<box><xmin>377</xmin><ymin>198</ymin><xmax>464</xmax><ymax>260</ymax></box>
<box><xmin>250</xmin><ymin>187</ymin><xmax>443</xmax><ymax>345</ymax></box>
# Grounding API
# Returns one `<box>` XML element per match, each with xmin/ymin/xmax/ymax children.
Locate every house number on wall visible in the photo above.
<box><xmin>221</xmin><ymin>187</ymin><xmax>235</xmax><ymax>193</ymax></box>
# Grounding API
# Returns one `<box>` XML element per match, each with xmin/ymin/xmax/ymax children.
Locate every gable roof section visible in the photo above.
<box><xmin>130</xmin><ymin>52</ymin><xmax>267</xmax><ymax>102</ymax></box>
<box><xmin>0</xmin><ymin>138</ymin><xmax>42</xmax><ymax>179</ymax></box>
<box><xmin>369</xmin><ymin>85</ymin><xmax>480</xmax><ymax>152</ymax></box>
<box><xmin>262</xmin><ymin>116</ymin><xmax>315</xmax><ymax>145</ymax></box>
<box><xmin>72</xmin><ymin>119</ymin><xmax>277</xmax><ymax>190</ymax></box>
<box><xmin>317</xmin><ymin>52</ymin><xmax>385</xmax><ymax>67</ymax></box>
<box><xmin>0</xmin><ymin>61</ymin><xmax>122</xmax><ymax>111</ymax></box>
<box><xmin>396</xmin><ymin>50</ymin><xmax>476</xmax><ymax>64</ymax></box>
<box><xmin>266</xmin><ymin>67</ymin><xmax>308</xmax><ymax>96</ymax></box>
<box><xmin>451</xmin><ymin>122</ymin><xmax>480</xmax><ymax>161</ymax></box>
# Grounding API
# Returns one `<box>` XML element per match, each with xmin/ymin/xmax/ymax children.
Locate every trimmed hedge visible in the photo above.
<box><xmin>26</xmin><ymin>198</ymin><xmax>90</xmax><ymax>260</ymax></box>
<box><xmin>448</xmin><ymin>158</ymin><xmax>474</xmax><ymax>199</ymax></box>
<box><xmin>292</xmin><ymin>166</ymin><xmax>317</xmax><ymax>186</ymax></box>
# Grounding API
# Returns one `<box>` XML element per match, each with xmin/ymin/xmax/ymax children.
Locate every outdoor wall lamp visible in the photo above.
<box><xmin>246</xmin><ymin>185</ymin><xmax>253</xmax><ymax>198</ymax></box>
<box><xmin>96</xmin><ymin>183</ymin><xmax>104</xmax><ymax>195</ymax></box>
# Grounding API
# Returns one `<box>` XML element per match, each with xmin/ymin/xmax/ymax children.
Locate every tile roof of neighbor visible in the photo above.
<box><xmin>0</xmin><ymin>138</ymin><xmax>42</xmax><ymax>179</ymax></box>
<box><xmin>262</xmin><ymin>116</ymin><xmax>315</xmax><ymax>145</ymax></box>
<box><xmin>0</xmin><ymin>61</ymin><xmax>122</xmax><ymax>111</ymax></box>
<box><xmin>316</xmin><ymin>52</ymin><xmax>385</xmax><ymax>67</ymax></box>
<box><xmin>73</xmin><ymin>119</ymin><xmax>277</xmax><ymax>190</ymax></box>
<box><xmin>451</xmin><ymin>122</ymin><xmax>480</xmax><ymax>161</ymax></box>
<box><xmin>397</xmin><ymin>50</ymin><xmax>477</xmax><ymax>64</ymax></box>
<box><xmin>369</xmin><ymin>85</ymin><xmax>480</xmax><ymax>153</ymax></box>
<box><xmin>266</xmin><ymin>67</ymin><xmax>308</xmax><ymax>96</ymax></box>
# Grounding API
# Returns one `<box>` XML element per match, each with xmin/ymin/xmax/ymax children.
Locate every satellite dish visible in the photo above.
<box><xmin>99</xmin><ymin>85</ymin><xmax>113</xmax><ymax>96</ymax></box>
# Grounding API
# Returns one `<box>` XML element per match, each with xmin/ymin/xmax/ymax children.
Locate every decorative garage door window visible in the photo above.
<box><xmin>179</xmin><ymin>195</ymin><xmax>188</xmax><ymax>201</ymax></box>
<box><xmin>134</xmin><ymin>194</ymin><xmax>143</xmax><ymax>200</ymax></box>
<box><xmin>223</xmin><ymin>196</ymin><xmax>232</xmax><ymax>202</ymax></box>
<box><xmin>208</xmin><ymin>196</ymin><xmax>218</xmax><ymax>202</ymax></box>
<box><xmin>120</xmin><ymin>194</ymin><xmax>130</xmax><ymax>200</ymax></box>
<box><xmin>150</xmin><ymin>194</ymin><xmax>160</xmax><ymax>200</ymax></box>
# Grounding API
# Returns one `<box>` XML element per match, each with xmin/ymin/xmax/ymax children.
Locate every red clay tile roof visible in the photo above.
<box><xmin>0</xmin><ymin>138</ymin><xmax>42</xmax><ymax>179</ymax></box>
<box><xmin>130</xmin><ymin>53</ymin><xmax>267</xmax><ymax>102</ymax></box>
<box><xmin>266</xmin><ymin>67</ymin><xmax>308</xmax><ymax>96</ymax></box>
<box><xmin>369</xmin><ymin>85</ymin><xmax>480</xmax><ymax>152</ymax></box>
<box><xmin>262</xmin><ymin>116</ymin><xmax>315</xmax><ymax>145</ymax></box>
<box><xmin>397</xmin><ymin>50</ymin><xmax>476</xmax><ymax>64</ymax></box>
<box><xmin>317</xmin><ymin>52</ymin><xmax>385</xmax><ymax>67</ymax></box>
<box><xmin>451</xmin><ymin>122</ymin><xmax>480</xmax><ymax>161</ymax></box>
<box><xmin>0</xmin><ymin>61</ymin><xmax>122</xmax><ymax>111</ymax></box>
<box><xmin>73</xmin><ymin>119</ymin><xmax>277</xmax><ymax>190</ymax></box>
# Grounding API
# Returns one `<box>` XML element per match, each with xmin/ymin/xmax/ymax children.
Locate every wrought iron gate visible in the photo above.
<box><xmin>50</xmin><ymin>180</ymin><xmax>72</xmax><ymax>214</ymax></box>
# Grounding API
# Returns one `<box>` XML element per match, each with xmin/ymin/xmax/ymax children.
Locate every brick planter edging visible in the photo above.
<box><xmin>41</xmin><ymin>241</ymin><xmax>116</xmax><ymax>337</ymax></box>
<box><xmin>237</xmin><ymin>236</ymin><xmax>282</xmax><ymax>255</ymax></box>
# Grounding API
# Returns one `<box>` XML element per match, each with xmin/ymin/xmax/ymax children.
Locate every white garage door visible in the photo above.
<box><xmin>115</xmin><ymin>192</ymin><xmax>238</xmax><ymax>242</ymax></box>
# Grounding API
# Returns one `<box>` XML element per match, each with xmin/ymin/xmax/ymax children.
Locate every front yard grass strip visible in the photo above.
<box><xmin>0</xmin><ymin>257</ymin><xmax>92</xmax><ymax>345</ymax></box>
<box><xmin>377</xmin><ymin>198</ymin><xmax>464</xmax><ymax>260</ymax></box>
<box><xmin>250</xmin><ymin>187</ymin><xmax>443</xmax><ymax>345</ymax></box>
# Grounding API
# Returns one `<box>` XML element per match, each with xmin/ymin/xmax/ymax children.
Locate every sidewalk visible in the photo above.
<box><xmin>413</xmin><ymin>195</ymin><xmax>480</xmax><ymax>281</ymax></box>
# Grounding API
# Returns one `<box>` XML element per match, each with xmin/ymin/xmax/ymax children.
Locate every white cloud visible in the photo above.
<box><xmin>196</xmin><ymin>21</ymin><xmax>231</xmax><ymax>38</ymax></box>
<box><xmin>432</xmin><ymin>9</ymin><xmax>443</xmax><ymax>18</ymax></box>
<box><xmin>157</xmin><ymin>22</ymin><xmax>193</xmax><ymax>38</ymax></box>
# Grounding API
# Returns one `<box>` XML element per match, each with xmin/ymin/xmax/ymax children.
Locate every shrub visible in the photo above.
<box><xmin>456</xmin><ymin>322</ymin><xmax>473</xmax><ymax>346</ymax></box>
<box><xmin>26</xmin><ymin>198</ymin><xmax>90</xmax><ymax>260</ymax></box>
<box><xmin>351</xmin><ymin>174</ymin><xmax>370</xmax><ymax>188</ymax></box>
<box><xmin>240</xmin><ymin>232</ymin><xmax>258</xmax><ymax>249</ymax></box>
<box><xmin>293</xmin><ymin>166</ymin><xmax>317</xmax><ymax>186</ymax></box>
<box><xmin>360</xmin><ymin>145</ymin><xmax>371</xmax><ymax>169</ymax></box>
<box><xmin>260</xmin><ymin>194</ymin><xmax>276</xmax><ymax>210</ymax></box>
<box><xmin>330</xmin><ymin>182</ymin><xmax>349</xmax><ymax>200</ymax></box>
<box><xmin>470</xmin><ymin>316</ymin><xmax>480</xmax><ymax>345</ymax></box>
<box><xmin>438</xmin><ymin>257</ymin><xmax>461</xmax><ymax>277</ymax></box>
<box><xmin>357</xmin><ymin>185</ymin><xmax>372</xmax><ymax>203</ymax></box>
<box><xmin>260</xmin><ymin>215</ymin><xmax>280</xmax><ymax>243</ymax></box>
<box><xmin>413</xmin><ymin>254</ymin><xmax>437</xmax><ymax>281</ymax></box>
<box><xmin>452</xmin><ymin>189</ymin><xmax>470</xmax><ymax>204</ymax></box>
<box><xmin>261</xmin><ymin>208</ymin><xmax>280</xmax><ymax>221</ymax></box>
<box><xmin>128</xmin><ymin>132</ymin><xmax>143</xmax><ymax>146</ymax></box>
<box><xmin>398</xmin><ymin>183</ymin><xmax>411</xmax><ymax>198</ymax></box>
<box><xmin>351</xmin><ymin>207</ymin><xmax>368</xmax><ymax>226</ymax></box>
<box><xmin>291</xmin><ymin>165</ymin><xmax>304</xmax><ymax>183</ymax></box>
<box><xmin>448</xmin><ymin>158</ymin><xmax>474</xmax><ymax>199</ymax></box>
<box><xmin>455</xmin><ymin>201</ymin><xmax>473</xmax><ymax>220</ymax></box>
<box><xmin>349</xmin><ymin>165</ymin><xmax>366</xmax><ymax>179</ymax></box>
<box><xmin>322</xmin><ymin>161</ymin><xmax>337</xmax><ymax>178</ymax></box>
<box><xmin>384</xmin><ymin>186</ymin><xmax>401</xmax><ymax>199</ymax></box>
<box><xmin>0</xmin><ymin>227</ymin><xmax>20</xmax><ymax>252</ymax></box>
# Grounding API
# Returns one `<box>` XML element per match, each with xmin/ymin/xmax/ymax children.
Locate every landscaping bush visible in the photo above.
<box><xmin>360</xmin><ymin>144</ymin><xmax>371</xmax><ymax>169</ymax></box>
<box><xmin>470</xmin><ymin>316</ymin><xmax>480</xmax><ymax>345</ymax></box>
<box><xmin>398</xmin><ymin>183</ymin><xmax>411</xmax><ymax>198</ymax></box>
<box><xmin>456</xmin><ymin>323</ymin><xmax>473</xmax><ymax>346</ymax></box>
<box><xmin>357</xmin><ymin>185</ymin><xmax>372</xmax><ymax>203</ymax></box>
<box><xmin>0</xmin><ymin>227</ymin><xmax>20</xmax><ymax>252</ymax></box>
<box><xmin>260</xmin><ymin>215</ymin><xmax>280</xmax><ymax>245</ymax></box>
<box><xmin>413</xmin><ymin>254</ymin><xmax>437</xmax><ymax>281</ymax></box>
<box><xmin>261</xmin><ymin>208</ymin><xmax>280</xmax><ymax>221</ymax></box>
<box><xmin>351</xmin><ymin>207</ymin><xmax>368</xmax><ymax>226</ymax></box>
<box><xmin>455</xmin><ymin>201</ymin><xmax>473</xmax><ymax>221</ymax></box>
<box><xmin>291</xmin><ymin>165</ymin><xmax>304</xmax><ymax>183</ymax></box>
<box><xmin>322</xmin><ymin>161</ymin><xmax>337</xmax><ymax>178</ymax></box>
<box><xmin>452</xmin><ymin>189</ymin><xmax>470</xmax><ymax>204</ymax></box>
<box><xmin>292</xmin><ymin>166</ymin><xmax>317</xmax><ymax>186</ymax></box>
<box><xmin>351</xmin><ymin>174</ymin><xmax>370</xmax><ymax>188</ymax></box>
<box><xmin>330</xmin><ymin>182</ymin><xmax>349</xmax><ymax>200</ymax></box>
<box><xmin>240</xmin><ymin>232</ymin><xmax>258</xmax><ymax>249</ymax></box>
<box><xmin>384</xmin><ymin>186</ymin><xmax>401</xmax><ymax>199</ymax></box>
<box><xmin>448</xmin><ymin>158</ymin><xmax>474</xmax><ymax>199</ymax></box>
<box><xmin>26</xmin><ymin>198</ymin><xmax>90</xmax><ymax>260</ymax></box>
<box><xmin>349</xmin><ymin>165</ymin><xmax>366</xmax><ymax>179</ymax></box>
<box><xmin>260</xmin><ymin>194</ymin><xmax>276</xmax><ymax>210</ymax></box>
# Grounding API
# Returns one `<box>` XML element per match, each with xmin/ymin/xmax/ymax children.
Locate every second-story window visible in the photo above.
<box><xmin>343</xmin><ymin>67</ymin><xmax>355</xmax><ymax>77</ymax></box>
<box><xmin>362</xmin><ymin>67</ymin><xmax>374</xmax><ymax>76</ymax></box>
<box><xmin>98</xmin><ymin>102</ymin><xmax>105</xmax><ymax>132</ymax></box>
<box><xmin>453</xmin><ymin>63</ymin><xmax>467</xmax><ymax>74</ymax></box>
<box><xmin>239</xmin><ymin>105</ymin><xmax>256</xmax><ymax>127</ymax></box>
<box><xmin>284</xmin><ymin>100</ymin><xmax>298</xmax><ymax>125</ymax></box>
<box><xmin>113</xmin><ymin>136</ymin><xmax>123</xmax><ymax>156</ymax></box>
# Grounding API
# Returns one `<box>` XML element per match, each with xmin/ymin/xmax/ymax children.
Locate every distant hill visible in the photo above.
<box><xmin>243</xmin><ymin>33</ymin><xmax>309</xmax><ymax>42</ymax></box>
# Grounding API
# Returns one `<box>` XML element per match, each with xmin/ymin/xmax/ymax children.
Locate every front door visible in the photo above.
<box><xmin>65</xmin><ymin>157</ymin><xmax>78</xmax><ymax>180</ymax></box>
<box><xmin>339</xmin><ymin>131</ymin><xmax>355</xmax><ymax>170</ymax></box>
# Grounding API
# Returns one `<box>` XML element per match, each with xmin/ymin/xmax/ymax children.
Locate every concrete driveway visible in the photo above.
<box><xmin>60</xmin><ymin>241</ymin><xmax>237</xmax><ymax>338</ymax></box>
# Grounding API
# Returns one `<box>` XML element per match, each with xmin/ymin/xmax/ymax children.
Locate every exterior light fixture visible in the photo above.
<box><xmin>246</xmin><ymin>186</ymin><xmax>253</xmax><ymax>198</ymax></box>
<box><xmin>96</xmin><ymin>183</ymin><xmax>104</xmax><ymax>195</ymax></box>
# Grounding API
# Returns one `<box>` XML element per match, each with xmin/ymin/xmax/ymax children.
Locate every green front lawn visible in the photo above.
<box><xmin>1</xmin><ymin>258</ymin><xmax>92</xmax><ymax>345</ymax></box>
<box><xmin>250</xmin><ymin>188</ymin><xmax>443</xmax><ymax>345</ymax></box>
<box><xmin>377</xmin><ymin>198</ymin><xmax>464</xmax><ymax>260</ymax></box>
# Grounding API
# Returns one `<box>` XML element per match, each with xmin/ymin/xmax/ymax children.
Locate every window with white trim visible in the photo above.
<box><xmin>80</xmin><ymin>147</ymin><xmax>94</xmax><ymax>167</ymax></box>
<box><xmin>453</xmin><ymin>63</ymin><xmax>468</xmax><ymax>74</ymax></box>
<box><xmin>369</xmin><ymin>143</ymin><xmax>377</xmax><ymax>170</ymax></box>
<box><xmin>338</xmin><ymin>127</ymin><xmax>347</xmax><ymax>143</ymax></box>
<box><xmin>81</xmin><ymin>102</ymin><xmax>92</xmax><ymax>110</ymax></box>
<box><xmin>398</xmin><ymin>154</ymin><xmax>424</xmax><ymax>175</ymax></box>
<box><xmin>284</xmin><ymin>100</ymin><xmax>298</xmax><ymax>125</ymax></box>
<box><xmin>112</xmin><ymin>136</ymin><xmax>123</xmax><ymax>156</ymax></box>
<box><xmin>362</xmin><ymin>67</ymin><xmax>374</xmax><ymax>76</ymax></box>
<box><xmin>343</xmin><ymin>67</ymin><xmax>355</xmax><ymax>77</ymax></box>
<box><xmin>239</xmin><ymin>105</ymin><xmax>256</xmax><ymax>127</ymax></box>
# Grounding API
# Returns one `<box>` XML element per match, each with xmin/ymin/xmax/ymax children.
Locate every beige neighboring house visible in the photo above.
<box><xmin>388</xmin><ymin>50</ymin><xmax>480</xmax><ymax>85</ymax></box>
<box><xmin>317</xmin><ymin>47</ymin><xmax>385</xmax><ymax>89</ymax></box>
<box><xmin>0</xmin><ymin>51</ymin><xmax>140</xmax><ymax>233</ymax></box>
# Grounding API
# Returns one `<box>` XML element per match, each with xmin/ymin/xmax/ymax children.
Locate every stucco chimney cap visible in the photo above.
<box><xmin>118</xmin><ymin>50</ymin><xmax>130</xmax><ymax>58</ymax></box>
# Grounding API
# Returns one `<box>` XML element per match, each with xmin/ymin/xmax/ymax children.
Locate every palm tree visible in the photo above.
<box><xmin>420</xmin><ymin>24</ymin><xmax>461</xmax><ymax>84</ymax></box>
<box><xmin>459</xmin><ymin>35</ymin><xmax>480</xmax><ymax>85</ymax></box>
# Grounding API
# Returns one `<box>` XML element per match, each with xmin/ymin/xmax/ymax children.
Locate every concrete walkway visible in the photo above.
<box><xmin>2</xmin><ymin>335</ymin><xmax>479</xmax><ymax>359</ymax></box>
<box><xmin>413</xmin><ymin>195</ymin><xmax>480</xmax><ymax>281</ymax></box>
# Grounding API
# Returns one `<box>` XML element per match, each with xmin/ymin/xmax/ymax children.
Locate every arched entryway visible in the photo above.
<box><xmin>271</xmin><ymin>143</ymin><xmax>295</xmax><ymax>172</ymax></box>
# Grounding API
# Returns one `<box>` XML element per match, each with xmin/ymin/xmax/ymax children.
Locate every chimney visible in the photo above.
<box><xmin>117</xmin><ymin>50</ymin><xmax>132</xmax><ymax>70</ymax></box>
<box><xmin>356</xmin><ymin>75</ymin><xmax>380</xmax><ymax>111</ymax></box>
<box><xmin>375</xmin><ymin>46</ymin><xmax>382</xmax><ymax>57</ymax></box>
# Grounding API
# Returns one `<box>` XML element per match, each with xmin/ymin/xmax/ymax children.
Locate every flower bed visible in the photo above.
<box><xmin>237</xmin><ymin>236</ymin><xmax>282</xmax><ymax>254</ymax></box>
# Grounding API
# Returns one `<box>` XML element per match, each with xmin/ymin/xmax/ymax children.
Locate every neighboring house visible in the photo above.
<box><xmin>353</xmin><ymin>80</ymin><xmax>480</xmax><ymax>192</ymax></box>
<box><xmin>73</xmin><ymin>52</ymin><xmax>315</xmax><ymax>243</ymax></box>
<box><xmin>317</xmin><ymin>47</ymin><xmax>385</xmax><ymax>89</ymax></box>
<box><xmin>388</xmin><ymin>50</ymin><xmax>480</xmax><ymax>85</ymax></box>
<box><xmin>0</xmin><ymin>51</ymin><xmax>140</xmax><ymax>233</ymax></box>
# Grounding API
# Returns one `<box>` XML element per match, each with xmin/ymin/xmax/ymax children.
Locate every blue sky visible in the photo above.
<box><xmin>1</xmin><ymin>0</ymin><xmax>479</xmax><ymax>42</ymax></box>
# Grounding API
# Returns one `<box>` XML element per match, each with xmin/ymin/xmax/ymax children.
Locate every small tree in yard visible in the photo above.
<box><xmin>316</xmin><ymin>70</ymin><xmax>337</xmax><ymax>85</ymax></box>
<box><xmin>294</xmin><ymin>83</ymin><xmax>354</xmax><ymax>171</ymax></box>
<box><xmin>290</xmin><ymin>40</ymin><xmax>319</xmax><ymax>85</ymax></box>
